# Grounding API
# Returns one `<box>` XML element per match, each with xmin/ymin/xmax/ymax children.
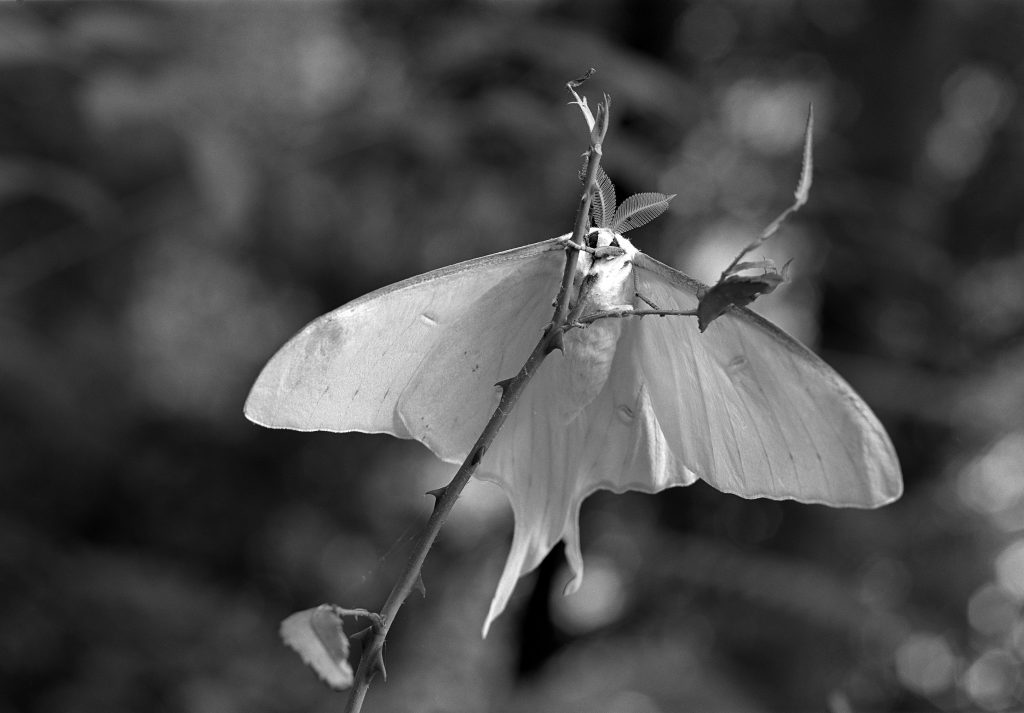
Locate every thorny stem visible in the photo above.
<box><xmin>343</xmin><ymin>79</ymin><xmax>610</xmax><ymax>713</ymax></box>
<box><xmin>569</xmin><ymin>307</ymin><xmax>699</xmax><ymax>329</ymax></box>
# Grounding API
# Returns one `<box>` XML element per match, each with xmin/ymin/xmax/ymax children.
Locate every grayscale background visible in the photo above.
<box><xmin>2</xmin><ymin>1</ymin><xmax>1023</xmax><ymax>711</ymax></box>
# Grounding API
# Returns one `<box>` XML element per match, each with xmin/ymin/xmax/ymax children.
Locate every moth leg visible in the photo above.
<box><xmin>557</xmin><ymin>236</ymin><xmax>624</xmax><ymax>259</ymax></box>
<box><xmin>632</xmin><ymin>268</ymin><xmax>662</xmax><ymax>310</ymax></box>
<box><xmin>557</xmin><ymin>235</ymin><xmax>589</xmax><ymax>252</ymax></box>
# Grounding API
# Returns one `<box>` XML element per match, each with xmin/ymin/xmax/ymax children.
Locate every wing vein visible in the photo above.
<box><xmin>687</xmin><ymin>319</ymin><xmax>719</xmax><ymax>480</ymax></box>
<box><xmin>729</xmin><ymin>327</ymin><xmax>775</xmax><ymax>492</ymax></box>
<box><xmin>788</xmin><ymin>349</ymin><xmax>857</xmax><ymax>494</ymax></box>
<box><xmin>743</xmin><ymin>323</ymin><xmax>801</xmax><ymax>493</ymax></box>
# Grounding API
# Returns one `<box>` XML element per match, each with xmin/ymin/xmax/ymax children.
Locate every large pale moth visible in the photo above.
<box><xmin>245</xmin><ymin>167</ymin><xmax>902</xmax><ymax>635</ymax></box>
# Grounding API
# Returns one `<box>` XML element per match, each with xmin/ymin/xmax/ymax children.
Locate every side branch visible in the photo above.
<box><xmin>718</xmin><ymin>105</ymin><xmax>814</xmax><ymax>282</ymax></box>
<box><xmin>342</xmin><ymin>82</ymin><xmax>611</xmax><ymax>713</ymax></box>
<box><xmin>568</xmin><ymin>307</ymin><xmax>698</xmax><ymax>329</ymax></box>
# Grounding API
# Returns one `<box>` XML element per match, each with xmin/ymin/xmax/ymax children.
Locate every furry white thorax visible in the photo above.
<box><xmin>558</xmin><ymin>229</ymin><xmax>638</xmax><ymax>421</ymax></box>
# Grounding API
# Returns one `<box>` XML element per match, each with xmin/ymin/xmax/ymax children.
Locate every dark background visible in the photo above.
<box><xmin>3</xmin><ymin>1</ymin><xmax>1024</xmax><ymax>712</ymax></box>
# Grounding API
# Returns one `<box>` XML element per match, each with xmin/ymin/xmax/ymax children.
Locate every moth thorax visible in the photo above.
<box><xmin>558</xmin><ymin>231</ymin><xmax>635</xmax><ymax>422</ymax></box>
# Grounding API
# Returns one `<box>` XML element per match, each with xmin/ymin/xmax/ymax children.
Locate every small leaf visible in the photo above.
<box><xmin>724</xmin><ymin>259</ymin><xmax>776</xmax><ymax>278</ymax></box>
<box><xmin>715</xmin><ymin>106</ymin><xmax>814</xmax><ymax>282</ymax></box>
<box><xmin>696</xmin><ymin>269</ymin><xmax>790</xmax><ymax>332</ymax></box>
<box><xmin>280</xmin><ymin>606</ymin><xmax>353</xmax><ymax>691</ymax></box>
<box><xmin>794</xmin><ymin>104</ymin><xmax>814</xmax><ymax>207</ymax></box>
<box><xmin>590</xmin><ymin>166</ymin><xmax>616</xmax><ymax>228</ymax></box>
<box><xmin>611</xmin><ymin>192</ymin><xmax>675</xmax><ymax>233</ymax></box>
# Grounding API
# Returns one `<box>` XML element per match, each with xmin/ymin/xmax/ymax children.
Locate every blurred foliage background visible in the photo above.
<box><xmin>2</xmin><ymin>1</ymin><xmax>1024</xmax><ymax>711</ymax></box>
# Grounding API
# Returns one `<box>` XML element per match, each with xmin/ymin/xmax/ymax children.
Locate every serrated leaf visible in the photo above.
<box><xmin>698</xmin><ymin>261</ymin><xmax>792</xmax><ymax>332</ymax></box>
<box><xmin>590</xmin><ymin>166</ymin><xmax>616</xmax><ymax>228</ymax></box>
<box><xmin>611</xmin><ymin>192</ymin><xmax>675</xmax><ymax>233</ymax></box>
<box><xmin>697</xmin><ymin>275</ymin><xmax>779</xmax><ymax>332</ymax></box>
<box><xmin>280</xmin><ymin>606</ymin><xmax>353</xmax><ymax>691</ymax></box>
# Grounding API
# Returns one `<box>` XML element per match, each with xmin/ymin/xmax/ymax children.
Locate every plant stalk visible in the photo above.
<box><xmin>342</xmin><ymin>92</ymin><xmax>609</xmax><ymax>713</ymax></box>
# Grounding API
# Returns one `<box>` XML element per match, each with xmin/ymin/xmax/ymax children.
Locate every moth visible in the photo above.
<box><xmin>245</xmin><ymin>173</ymin><xmax>902</xmax><ymax>636</ymax></box>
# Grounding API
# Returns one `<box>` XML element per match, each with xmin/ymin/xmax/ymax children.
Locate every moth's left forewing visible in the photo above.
<box><xmin>630</xmin><ymin>253</ymin><xmax>902</xmax><ymax>508</ymax></box>
<box><xmin>244</xmin><ymin>239</ymin><xmax>565</xmax><ymax>461</ymax></box>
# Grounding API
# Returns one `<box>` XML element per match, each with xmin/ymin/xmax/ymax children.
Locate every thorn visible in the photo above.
<box><xmin>426</xmin><ymin>486</ymin><xmax>446</xmax><ymax>502</ymax></box>
<box><xmin>413</xmin><ymin>574</ymin><xmax>426</xmax><ymax>598</ymax></box>
<box><xmin>374</xmin><ymin>652</ymin><xmax>387</xmax><ymax>682</ymax></box>
<box><xmin>547</xmin><ymin>331</ymin><xmax>565</xmax><ymax>355</ymax></box>
<box><xmin>349</xmin><ymin>625</ymin><xmax>373</xmax><ymax>644</ymax></box>
<box><xmin>494</xmin><ymin>377</ymin><xmax>514</xmax><ymax>395</ymax></box>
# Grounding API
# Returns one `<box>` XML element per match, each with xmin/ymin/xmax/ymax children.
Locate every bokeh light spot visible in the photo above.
<box><xmin>551</xmin><ymin>555</ymin><xmax>627</xmax><ymax>635</ymax></box>
<box><xmin>994</xmin><ymin>539</ymin><xmax>1024</xmax><ymax>602</ymax></box>
<box><xmin>924</xmin><ymin>121</ymin><xmax>986</xmax><ymax>183</ymax></box>
<box><xmin>968</xmin><ymin>583</ymin><xmax>1020</xmax><ymax>637</ymax></box>
<box><xmin>957</xmin><ymin>433</ymin><xmax>1024</xmax><ymax>528</ymax></box>
<box><xmin>894</xmin><ymin>632</ymin><xmax>957</xmax><ymax>696</ymax></box>
<box><xmin>942</xmin><ymin>64</ymin><xmax>1012</xmax><ymax>132</ymax></box>
<box><xmin>723</xmin><ymin>80</ymin><xmax>817</xmax><ymax>155</ymax></box>
<box><xmin>962</xmin><ymin>649</ymin><xmax>1020</xmax><ymax>711</ymax></box>
<box><xmin>925</xmin><ymin>64</ymin><xmax>1012</xmax><ymax>184</ymax></box>
<box><xmin>1010</xmin><ymin>620</ymin><xmax>1024</xmax><ymax>660</ymax></box>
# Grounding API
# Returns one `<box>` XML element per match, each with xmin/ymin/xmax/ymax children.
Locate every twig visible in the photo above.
<box><xmin>342</xmin><ymin>76</ymin><xmax>610</xmax><ymax>713</ymax></box>
<box><xmin>569</xmin><ymin>307</ymin><xmax>698</xmax><ymax>329</ymax></box>
<box><xmin>718</xmin><ymin>104</ymin><xmax>814</xmax><ymax>282</ymax></box>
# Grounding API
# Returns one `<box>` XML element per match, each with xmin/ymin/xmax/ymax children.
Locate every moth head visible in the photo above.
<box><xmin>582</xmin><ymin>228</ymin><xmax>637</xmax><ymax>265</ymax></box>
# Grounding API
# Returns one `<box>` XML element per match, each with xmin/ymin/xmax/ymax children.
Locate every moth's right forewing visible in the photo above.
<box><xmin>244</xmin><ymin>239</ymin><xmax>564</xmax><ymax>451</ymax></box>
